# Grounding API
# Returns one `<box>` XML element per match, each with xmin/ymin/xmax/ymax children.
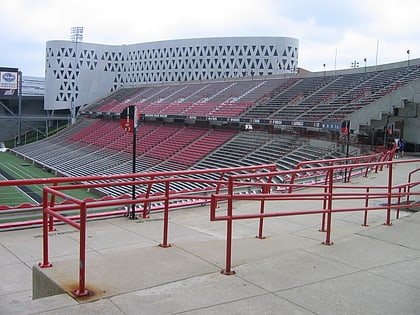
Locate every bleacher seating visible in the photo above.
<box><xmin>11</xmin><ymin>60</ymin><xmax>420</xmax><ymax>197</ymax></box>
<box><xmin>86</xmin><ymin>62</ymin><xmax>420</xmax><ymax>124</ymax></box>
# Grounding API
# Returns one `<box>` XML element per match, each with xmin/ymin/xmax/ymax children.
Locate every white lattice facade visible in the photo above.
<box><xmin>45</xmin><ymin>37</ymin><xmax>299</xmax><ymax>110</ymax></box>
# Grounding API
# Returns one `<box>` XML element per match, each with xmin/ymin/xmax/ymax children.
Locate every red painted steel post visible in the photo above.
<box><xmin>384</xmin><ymin>160</ymin><xmax>393</xmax><ymax>226</ymax></box>
<box><xmin>74</xmin><ymin>201</ymin><xmax>90</xmax><ymax>297</ymax></box>
<box><xmin>256</xmin><ymin>183</ymin><xmax>267</xmax><ymax>239</ymax></box>
<box><xmin>213</xmin><ymin>171</ymin><xmax>226</xmax><ymax>210</ymax></box>
<box><xmin>216</xmin><ymin>171</ymin><xmax>225</xmax><ymax>195</ymax></box>
<box><xmin>210</xmin><ymin>195</ymin><xmax>216</xmax><ymax>221</ymax></box>
<box><xmin>396</xmin><ymin>187</ymin><xmax>403</xmax><ymax>219</ymax></box>
<box><xmin>142</xmin><ymin>176</ymin><xmax>154</xmax><ymax>218</ymax></box>
<box><xmin>323</xmin><ymin>168</ymin><xmax>334</xmax><ymax>245</ymax></box>
<box><xmin>159</xmin><ymin>181</ymin><xmax>171</xmax><ymax>248</ymax></box>
<box><xmin>362</xmin><ymin>187</ymin><xmax>370</xmax><ymax>226</ymax></box>
<box><xmin>48</xmin><ymin>183</ymin><xmax>58</xmax><ymax>232</ymax></box>
<box><xmin>319</xmin><ymin>170</ymin><xmax>330</xmax><ymax>232</ymax></box>
<box><xmin>320</xmin><ymin>184</ymin><xmax>327</xmax><ymax>232</ymax></box>
<box><xmin>406</xmin><ymin>168</ymin><xmax>420</xmax><ymax>205</ymax></box>
<box><xmin>406</xmin><ymin>170</ymin><xmax>415</xmax><ymax>205</ymax></box>
<box><xmin>257</xmin><ymin>170</ymin><xmax>275</xmax><ymax>239</ymax></box>
<box><xmin>39</xmin><ymin>189</ymin><xmax>52</xmax><ymax>268</ymax></box>
<box><xmin>222</xmin><ymin>176</ymin><xmax>235</xmax><ymax>275</ymax></box>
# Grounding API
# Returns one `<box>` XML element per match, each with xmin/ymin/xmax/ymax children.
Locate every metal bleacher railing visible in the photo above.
<box><xmin>31</xmin><ymin>153</ymin><xmax>419</xmax><ymax>296</ymax></box>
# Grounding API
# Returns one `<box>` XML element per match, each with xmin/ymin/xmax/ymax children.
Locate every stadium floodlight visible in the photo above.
<box><xmin>69</xmin><ymin>27</ymin><xmax>84</xmax><ymax>124</ymax></box>
<box><xmin>351</xmin><ymin>60</ymin><xmax>359</xmax><ymax>69</ymax></box>
<box><xmin>70</xmin><ymin>26</ymin><xmax>84</xmax><ymax>43</ymax></box>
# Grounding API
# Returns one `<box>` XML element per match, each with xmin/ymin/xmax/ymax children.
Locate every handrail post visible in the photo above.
<box><xmin>213</xmin><ymin>171</ymin><xmax>226</xmax><ymax>210</ymax></box>
<box><xmin>362</xmin><ymin>187</ymin><xmax>370</xmax><ymax>226</ymax></box>
<box><xmin>74</xmin><ymin>201</ymin><xmax>90</xmax><ymax>297</ymax></box>
<box><xmin>48</xmin><ymin>183</ymin><xmax>58</xmax><ymax>232</ymax></box>
<box><xmin>256</xmin><ymin>182</ymin><xmax>267</xmax><ymax>239</ymax></box>
<box><xmin>319</xmin><ymin>183</ymin><xmax>328</xmax><ymax>232</ymax></box>
<box><xmin>323</xmin><ymin>168</ymin><xmax>334</xmax><ymax>245</ymax></box>
<box><xmin>159</xmin><ymin>181</ymin><xmax>171</xmax><ymax>248</ymax></box>
<box><xmin>256</xmin><ymin>168</ymin><xmax>275</xmax><ymax>239</ymax></box>
<box><xmin>142</xmin><ymin>175</ymin><xmax>154</xmax><ymax>218</ymax></box>
<box><xmin>406</xmin><ymin>168</ymin><xmax>420</xmax><ymax>205</ymax></box>
<box><xmin>319</xmin><ymin>167</ymin><xmax>330</xmax><ymax>232</ymax></box>
<box><xmin>222</xmin><ymin>176</ymin><xmax>235</xmax><ymax>275</ymax></box>
<box><xmin>396</xmin><ymin>187</ymin><xmax>403</xmax><ymax>219</ymax></box>
<box><xmin>384</xmin><ymin>160</ymin><xmax>393</xmax><ymax>226</ymax></box>
<box><xmin>406</xmin><ymin>182</ymin><xmax>411</xmax><ymax>206</ymax></box>
<box><xmin>38</xmin><ymin>188</ymin><xmax>52</xmax><ymax>268</ymax></box>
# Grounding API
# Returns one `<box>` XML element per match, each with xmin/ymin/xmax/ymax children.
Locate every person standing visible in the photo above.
<box><xmin>394</xmin><ymin>137</ymin><xmax>400</xmax><ymax>158</ymax></box>
<box><xmin>399</xmin><ymin>139</ymin><xmax>405</xmax><ymax>157</ymax></box>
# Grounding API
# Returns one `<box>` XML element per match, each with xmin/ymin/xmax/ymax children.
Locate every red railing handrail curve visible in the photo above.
<box><xmin>10</xmin><ymin>156</ymin><xmax>419</xmax><ymax>297</ymax></box>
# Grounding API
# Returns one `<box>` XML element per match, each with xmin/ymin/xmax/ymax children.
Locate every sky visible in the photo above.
<box><xmin>1</xmin><ymin>0</ymin><xmax>419</xmax><ymax>77</ymax></box>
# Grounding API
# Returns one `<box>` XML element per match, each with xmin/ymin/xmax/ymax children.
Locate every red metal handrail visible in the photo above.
<box><xmin>210</xmin><ymin>159</ymin><xmax>419</xmax><ymax>274</ymax></box>
<box><xmin>0</xmin><ymin>164</ymin><xmax>277</xmax><ymax>229</ymax></box>
<box><xmin>288</xmin><ymin>150</ymin><xmax>392</xmax><ymax>192</ymax></box>
<box><xmin>4</xmin><ymin>157</ymin><xmax>418</xmax><ymax>296</ymax></box>
<box><xmin>38</xmin><ymin>186</ymin><xmax>91</xmax><ymax>297</ymax></box>
<box><xmin>36</xmin><ymin>164</ymin><xmax>276</xmax><ymax>296</ymax></box>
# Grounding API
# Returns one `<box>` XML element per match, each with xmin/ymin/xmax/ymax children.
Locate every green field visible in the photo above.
<box><xmin>0</xmin><ymin>151</ymin><xmax>100</xmax><ymax>206</ymax></box>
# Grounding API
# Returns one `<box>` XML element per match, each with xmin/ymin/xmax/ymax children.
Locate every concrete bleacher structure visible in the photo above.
<box><xmin>11</xmin><ymin>58</ymin><xmax>420</xmax><ymax>197</ymax></box>
<box><xmin>85</xmin><ymin>60</ymin><xmax>420</xmax><ymax>124</ymax></box>
<box><xmin>11</xmin><ymin>118</ymin><xmax>347</xmax><ymax>199</ymax></box>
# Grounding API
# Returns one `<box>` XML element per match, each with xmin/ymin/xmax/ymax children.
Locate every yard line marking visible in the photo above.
<box><xmin>0</xmin><ymin>164</ymin><xmax>40</xmax><ymax>204</ymax></box>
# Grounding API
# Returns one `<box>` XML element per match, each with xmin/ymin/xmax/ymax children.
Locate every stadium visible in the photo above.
<box><xmin>1</xmin><ymin>36</ymin><xmax>420</xmax><ymax>313</ymax></box>
<box><xmin>2</xmin><ymin>37</ymin><xmax>420</xmax><ymax>196</ymax></box>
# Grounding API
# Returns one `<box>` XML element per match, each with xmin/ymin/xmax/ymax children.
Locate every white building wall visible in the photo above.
<box><xmin>44</xmin><ymin>36</ymin><xmax>299</xmax><ymax>110</ymax></box>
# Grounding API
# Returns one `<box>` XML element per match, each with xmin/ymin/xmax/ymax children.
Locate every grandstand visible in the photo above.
<box><xmin>2</xmin><ymin>33</ymin><xmax>420</xmax><ymax>314</ymax></box>
<box><xmin>9</xmin><ymin>57</ymin><xmax>420</xmax><ymax>199</ymax></box>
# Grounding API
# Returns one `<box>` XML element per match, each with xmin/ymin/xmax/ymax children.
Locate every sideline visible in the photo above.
<box><xmin>0</xmin><ymin>168</ymin><xmax>42</xmax><ymax>203</ymax></box>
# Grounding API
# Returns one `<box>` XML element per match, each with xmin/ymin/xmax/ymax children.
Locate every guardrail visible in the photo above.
<box><xmin>36</xmin><ymin>164</ymin><xmax>276</xmax><ymax>296</ymax></box>
<box><xmin>0</xmin><ymin>147</ymin><xmax>392</xmax><ymax>229</ymax></box>
<box><xmin>35</xmin><ymin>157</ymin><xmax>420</xmax><ymax>297</ymax></box>
<box><xmin>0</xmin><ymin>164</ymin><xmax>276</xmax><ymax>229</ymax></box>
<box><xmin>288</xmin><ymin>151</ymin><xmax>392</xmax><ymax>190</ymax></box>
<box><xmin>210</xmin><ymin>159</ymin><xmax>419</xmax><ymax>275</ymax></box>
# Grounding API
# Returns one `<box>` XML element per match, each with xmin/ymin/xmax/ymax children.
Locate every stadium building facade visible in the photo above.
<box><xmin>45</xmin><ymin>36</ymin><xmax>298</xmax><ymax>111</ymax></box>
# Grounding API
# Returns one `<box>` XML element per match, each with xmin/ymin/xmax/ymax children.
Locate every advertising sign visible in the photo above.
<box><xmin>120</xmin><ymin>105</ymin><xmax>140</xmax><ymax>133</ymax></box>
<box><xmin>341</xmin><ymin>120</ymin><xmax>350</xmax><ymax>135</ymax></box>
<box><xmin>0</xmin><ymin>70</ymin><xmax>18</xmax><ymax>90</ymax></box>
<box><xmin>0</xmin><ymin>68</ymin><xmax>18</xmax><ymax>97</ymax></box>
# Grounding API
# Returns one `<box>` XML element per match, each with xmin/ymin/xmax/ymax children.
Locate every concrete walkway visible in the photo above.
<box><xmin>1</xmin><ymin>157</ymin><xmax>419</xmax><ymax>314</ymax></box>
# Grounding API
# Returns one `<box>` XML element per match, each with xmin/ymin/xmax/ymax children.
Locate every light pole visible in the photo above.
<box><xmin>363</xmin><ymin>58</ymin><xmax>367</xmax><ymax>73</ymax></box>
<box><xmin>323</xmin><ymin>63</ymin><xmax>326</xmax><ymax>77</ymax></box>
<box><xmin>341</xmin><ymin>120</ymin><xmax>351</xmax><ymax>182</ymax></box>
<box><xmin>407</xmin><ymin>49</ymin><xmax>410</xmax><ymax>66</ymax></box>
<box><xmin>70</xmin><ymin>26</ymin><xmax>84</xmax><ymax>124</ymax></box>
<box><xmin>17</xmin><ymin>71</ymin><xmax>22</xmax><ymax>145</ymax></box>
